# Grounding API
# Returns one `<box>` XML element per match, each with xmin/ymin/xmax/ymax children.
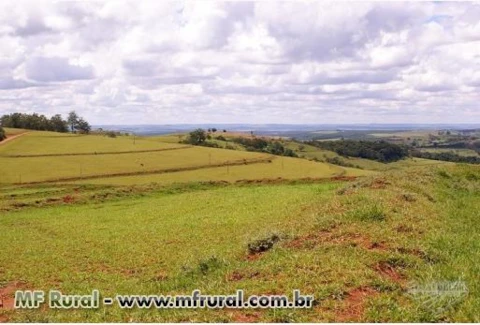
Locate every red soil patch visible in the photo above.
<box><xmin>284</xmin><ymin>231</ymin><xmax>389</xmax><ymax>252</ymax></box>
<box><xmin>226</xmin><ymin>270</ymin><xmax>260</xmax><ymax>282</ymax></box>
<box><xmin>395</xmin><ymin>224</ymin><xmax>414</xmax><ymax>233</ymax></box>
<box><xmin>230</xmin><ymin>310</ymin><xmax>261</xmax><ymax>322</ymax></box>
<box><xmin>374</xmin><ymin>261</ymin><xmax>405</xmax><ymax>284</ymax></box>
<box><xmin>62</xmin><ymin>195</ymin><xmax>75</xmax><ymax>203</ymax></box>
<box><xmin>227</xmin><ymin>271</ymin><xmax>244</xmax><ymax>281</ymax></box>
<box><xmin>331</xmin><ymin>176</ymin><xmax>357</xmax><ymax>182</ymax></box>
<box><xmin>368</xmin><ymin>178</ymin><xmax>390</xmax><ymax>189</ymax></box>
<box><xmin>335</xmin><ymin>286</ymin><xmax>379</xmax><ymax>322</ymax></box>
<box><xmin>1</xmin><ymin>281</ymin><xmax>27</xmax><ymax>321</ymax></box>
<box><xmin>245</xmin><ymin>253</ymin><xmax>264</xmax><ymax>261</ymax></box>
<box><xmin>0</xmin><ymin>282</ymin><xmax>24</xmax><ymax>311</ymax></box>
<box><xmin>284</xmin><ymin>233</ymin><xmax>320</xmax><ymax>249</ymax></box>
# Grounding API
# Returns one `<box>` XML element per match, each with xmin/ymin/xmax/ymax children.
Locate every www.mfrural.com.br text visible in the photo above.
<box><xmin>13</xmin><ymin>289</ymin><xmax>314</xmax><ymax>310</ymax></box>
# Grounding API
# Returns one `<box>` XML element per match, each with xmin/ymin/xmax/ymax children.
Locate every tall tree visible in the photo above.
<box><xmin>75</xmin><ymin>118</ymin><xmax>91</xmax><ymax>134</ymax></box>
<box><xmin>67</xmin><ymin>111</ymin><xmax>79</xmax><ymax>133</ymax></box>
<box><xmin>187</xmin><ymin>129</ymin><xmax>207</xmax><ymax>145</ymax></box>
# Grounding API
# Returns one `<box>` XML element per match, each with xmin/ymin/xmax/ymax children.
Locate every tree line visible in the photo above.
<box><xmin>306</xmin><ymin>139</ymin><xmax>409</xmax><ymax>163</ymax></box>
<box><xmin>411</xmin><ymin>150</ymin><xmax>480</xmax><ymax>164</ymax></box>
<box><xmin>230</xmin><ymin>137</ymin><xmax>297</xmax><ymax>157</ymax></box>
<box><xmin>0</xmin><ymin>111</ymin><xmax>91</xmax><ymax>134</ymax></box>
<box><xmin>0</xmin><ymin>127</ymin><xmax>5</xmax><ymax>141</ymax></box>
<box><xmin>182</xmin><ymin>128</ymin><xmax>297</xmax><ymax>157</ymax></box>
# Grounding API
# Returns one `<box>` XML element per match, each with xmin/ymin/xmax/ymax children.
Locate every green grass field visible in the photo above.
<box><xmin>0</xmin><ymin>131</ymin><xmax>367</xmax><ymax>185</ymax></box>
<box><xmin>1</xmin><ymin>128</ymin><xmax>479</xmax><ymax>322</ymax></box>
<box><xmin>419</xmin><ymin>148</ymin><xmax>479</xmax><ymax>157</ymax></box>
<box><xmin>3</xmin><ymin>127</ymin><xmax>29</xmax><ymax>136</ymax></box>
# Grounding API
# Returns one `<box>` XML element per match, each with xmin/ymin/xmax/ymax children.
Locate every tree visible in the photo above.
<box><xmin>186</xmin><ymin>128</ymin><xmax>207</xmax><ymax>145</ymax></box>
<box><xmin>49</xmin><ymin>114</ymin><xmax>68</xmax><ymax>133</ymax></box>
<box><xmin>211</xmin><ymin>128</ymin><xmax>217</xmax><ymax>133</ymax></box>
<box><xmin>75</xmin><ymin>118</ymin><xmax>91</xmax><ymax>134</ymax></box>
<box><xmin>0</xmin><ymin>126</ymin><xmax>5</xmax><ymax>142</ymax></box>
<box><xmin>67</xmin><ymin>111</ymin><xmax>79</xmax><ymax>133</ymax></box>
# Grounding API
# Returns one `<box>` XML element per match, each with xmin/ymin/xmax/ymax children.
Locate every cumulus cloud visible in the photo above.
<box><xmin>0</xmin><ymin>1</ymin><xmax>479</xmax><ymax>124</ymax></box>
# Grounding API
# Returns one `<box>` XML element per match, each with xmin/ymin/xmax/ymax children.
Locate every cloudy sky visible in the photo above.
<box><xmin>0</xmin><ymin>1</ymin><xmax>479</xmax><ymax>125</ymax></box>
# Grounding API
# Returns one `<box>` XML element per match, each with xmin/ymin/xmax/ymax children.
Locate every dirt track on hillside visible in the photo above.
<box><xmin>0</xmin><ymin>132</ymin><xmax>28</xmax><ymax>146</ymax></box>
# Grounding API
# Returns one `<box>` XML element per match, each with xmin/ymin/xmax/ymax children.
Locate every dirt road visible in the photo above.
<box><xmin>0</xmin><ymin>132</ymin><xmax>27</xmax><ymax>146</ymax></box>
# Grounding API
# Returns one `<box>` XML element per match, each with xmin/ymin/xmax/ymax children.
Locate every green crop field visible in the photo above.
<box><xmin>0</xmin><ymin>132</ymin><xmax>185</xmax><ymax>156</ymax></box>
<box><xmin>67</xmin><ymin>156</ymin><xmax>373</xmax><ymax>186</ymax></box>
<box><xmin>0</xmin><ymin>128</ymin><xmax>479</xmax><ymax>322</ymax></box>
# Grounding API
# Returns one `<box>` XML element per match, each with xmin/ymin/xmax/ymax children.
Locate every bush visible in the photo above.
<box><xmin>0</xmin><ymin>126</ymin><xmax>5</xmax><ymax>142</ymax></box>
<box><xmin>185</xmin><ymin>129</ymin><xmax>207</xmax><ymax>145</ymax></box>
<box><xmin>247</xmin><ymin>234</ymin><xmax>280</xmax><ymax>254</ymax></box>
<box><xmin>326</xmin><ymin>156</ymin><xmax>355</xmax><ymax>168</ymax></box>
<box><xmin>216</xmin><ymin>135</ymin><xmax>226</xmax><ymax>141</ymax></box>
<box><xmin>105</xmin><ymin>131</ymin><xmax>117</xmax><ymax>138</ymax></box>
<box><xmin>200</xmin><ymin>142</ymin><xmax>220</xmax><ymax>148</ymax></box>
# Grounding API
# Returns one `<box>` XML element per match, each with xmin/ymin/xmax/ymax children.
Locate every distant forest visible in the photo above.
<box><xmin>412</xmin><ymin>150</ymin><xmax>480</xmax><ymax>164</ymax></box>
<box><xmin>307</xmin><ymin>139</ymin><xmax>409</xmax><ymax>163</ymax></box>
<box><xmin>0</xmin><ymin>111</ymin><xmax>91</xmax><ymax>134</ymax></box>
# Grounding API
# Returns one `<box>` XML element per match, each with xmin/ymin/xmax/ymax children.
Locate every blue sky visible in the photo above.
<box><xmin>0</xmin><ymin>1</ymin><xmax>479</xmax><ymax>124</ymax></box>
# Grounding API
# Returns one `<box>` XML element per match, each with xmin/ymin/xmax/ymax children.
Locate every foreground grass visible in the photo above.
<box><xmin>0</xmin><ymin>165</ymin><xmax>479</xmax><ymax>322</ymax></box>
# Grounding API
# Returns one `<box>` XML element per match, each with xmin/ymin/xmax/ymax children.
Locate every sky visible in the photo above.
<box><xmin>0</xmin><ymin>1</ymin><xmax>479</xmax><ymax>125</ymax></box>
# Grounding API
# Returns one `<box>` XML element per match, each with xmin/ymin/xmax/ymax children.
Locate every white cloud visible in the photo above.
<box><xmin>0</xmin><ymin>1</ymin><xmax>479</xmax><ymax>124</ymax></box>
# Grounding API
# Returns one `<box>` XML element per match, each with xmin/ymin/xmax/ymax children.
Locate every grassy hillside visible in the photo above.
<box><xmin>0</xmin><ymin>165</ymin><xmax>479</xmax><ymax>322</ymax></box>
<box><xmin>0</xmin><ymin>131</ymin><xmax>184</xmax><ymax>156</ymax></box>
<box><xmin>0</xmin><ymin>130</ymin><xmax>366</xmax><ymax>185</ymax></box>
<box><xmin>68</xmin><ymin>156</ymin><xmax>372</xmax><ymax>186</ymax></box>
<box><xmin>3</xmin><ymin>127</ymin><xmax>28</xmax><ymax>136</ymax></box>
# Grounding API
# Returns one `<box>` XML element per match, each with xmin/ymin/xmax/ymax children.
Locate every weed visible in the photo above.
<box><xmin>350</xmin><ymin>204</ymin><xmax>386</xmax><ymax>222</ymax></box>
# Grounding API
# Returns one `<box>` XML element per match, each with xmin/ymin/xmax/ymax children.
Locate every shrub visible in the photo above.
<box><xmin>185</xmin><ymin>129</ymin><xmax>207</xmax><ymax>145</ymax></box>
<box><xmin>0</xmin><ymin>126</ymin><xmax>5</xmax><ymax>141</ymax></box>
<box><xmin>105</xmin><ymin>131</ymin><xmax>117</xmax><ymax>138</ymax></box>
<box><xmin>197</xmin><ymin>256</ymin><xmax>222</xmax><ymax>275</ymax></box>
<box><xmin>247</xmin><ymin>234</ymin><xmax>280</xmax><ymax>254</ymax></box>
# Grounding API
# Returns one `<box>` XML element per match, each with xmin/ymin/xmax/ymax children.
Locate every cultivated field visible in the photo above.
<box><xmin>0</xmin><ymin>131</ymin><xmax>366</xmax><ymax>185</ymax></box>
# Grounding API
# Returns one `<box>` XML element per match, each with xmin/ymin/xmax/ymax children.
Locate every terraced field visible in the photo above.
<box><xmin>0</xmin><ymin>130</ymin><xmax>366</xmax><ymax>185</ymax></box>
